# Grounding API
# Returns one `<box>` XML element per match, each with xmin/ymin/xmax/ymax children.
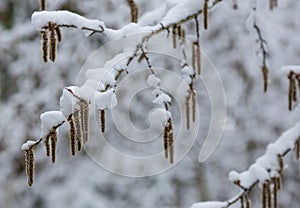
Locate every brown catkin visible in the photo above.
<box><xmin>172</xmin><ymin>26</ymin><xmax>177</xmax><ymax>49</ymax></box>
<box><xmin>277</xmin><ymin>155</ymin><xmax>284</xmax><ymax>174</ymax></box>
<box><xmin>262</xmin><ymin>65</ymin><xmax>268</xmax><ymax>92</ymax></box>
<box><xmin>240</xmin><ymin>196</ymin><xmax>244</xmax><ymax>208</ymax></box>
<box><xmin>192</xmin><ymin>43</ymin><xmax>196</xmax><ymax>71</ymax></box>
<box><xmin>68</xmin><ymin>115</ymin><xmax>76</xmax><ymax>156</ymax></box>
<box><xmin>262</xmin><ymin>183</ymin><xmax>267</xmax><ymax>208</ymax></box>
<box><xmin>100</xmin><ymin>109</ymin><xmax>106</xmax><ymax>133</ymax></box>
<box><xmin>192</xmin><ymin>90</ymin><xmax>196</xmax><ymax>122</ymax></box>
<box><xmin>185</xmin><ymin>92</ymin><xmax>191</xmax><ymax>129</ymax></box>
<box><xmin>40</xmin><ymin>0</ymin><xmax>46</xmax><ymax>10</ymax></box>
<box><xmin>127</xmin><ymin>0</ymin><xmax>138</xmax><ymax>23</ymax></box>
<box><xmin>295</xmin><ymin>139</ymin><xmax>300</xmax><ymax>160</ymax></box>
<box><xmin>73</xmin><ymin>110</ymin><xmax>82</xmax><ymax>144</ymax></box>
<box><xmin>50</xmin><ymin>130</ymin><xmax>57</xmax><ymax>163</ymax></box>
<box><xmin>45</xmin><ymin>134</ymin><xmax>50</xmax><ymax>157</ymax></box>
<box><xmin>288</xmin><ymin>72</ymin><xmax>295</xmax><ymax>111</ymax></box>
<box><xmin>167</xmin><ymin>119</ymin><xmax>174</xmax><ymax>164</ymax></box>
<box><xmin>25</xmin><ymin>149</ymin><xmax>34</xmax><ymax>186</ymax></box>
<box><xmin>245</xmin><ymin>196</ymin><xmax>251</xmax><ymax>208</ymax></box>
<box><xmin>77</xmin><ymin>136</ymin><xmax>82</xmax><ymax>151</ymax></box>
<box><xmin>203</xmin><ymin>0</ymin><xmax>209</xmax><ymax>29</ymax></box>
<box><xmin>41</xmin><ymin>31</ymin><xmax>48</xmax><ymax>63</ymax></box>
<box><xmin>276</xmin><ymin>176</ymin><xmax>282</xmax><ymax>190</ymax></box>
<box><xmin>272</xmin><ymin>178</ymin><xmax>278</xmax><ymax>208</ymax></box>
<box><xmin>81</xmin><ymin>102</ymin><xmax>89</xmax><ymax>143</ymax></box>
<box><xmin>55</xmin><ymin>26</ymin><xmax>62</xmax><ymax>42</ymax></box>
<box><xmin>267</xmin><ymin>183</ymin><xmax>271</xmax><ymax>208</ymax></box>
<box><xmin>163</xmin><ymin>125</ymin><xmax>169</xmax><ymax>159</ymax></box>
<box><xmin>196</xmin><ymin>42</ymin><xmax>201</xmax><ymax>75</ymax></box>
<box><xmin>49</xmin><ymin>29</ymin><xmax>57</xmax><ymax>62</ymax></box>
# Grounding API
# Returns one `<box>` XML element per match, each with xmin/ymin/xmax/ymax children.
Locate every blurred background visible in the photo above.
<box><xmin>0</xmin><ymin>0</ymin><xmax>299</xmax><ymax>207</ymax></box>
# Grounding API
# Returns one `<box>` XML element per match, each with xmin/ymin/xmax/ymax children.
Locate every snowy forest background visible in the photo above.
<box><xmin>0</xmin><ymin>0</ymin><xmax>300</xmax><ymax>208</ymax></box>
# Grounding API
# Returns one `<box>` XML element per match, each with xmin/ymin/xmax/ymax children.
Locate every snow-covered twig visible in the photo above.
<box><xmin>191</xmin><ymin>122</ymin><xmax>300</xmax><ymax>208</ymax></box>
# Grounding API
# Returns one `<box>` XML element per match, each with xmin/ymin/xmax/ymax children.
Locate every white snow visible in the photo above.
<box><xmin>153</xmin><ymin>93</ymin><xmax>171</xmax><ymax>105</ymax></box>
<box><xmin>150</xmin><ymin>108</ymin><xmax>172</xmax><ymax>126</ymax></box>
<box><xmin>60</xmin><ymin>87</ymin><xmax>79</xmax><ymax>117</ymax></box>
<box><xmin>147</xmin><ymin>74</ymin><xmax>161</xmax><ymax>87</ymax></box>
<box><xmin>95</xmin><ymin>89</ymin><xmax>117</xmax><ymax>110</ymax></box>
<box><xmin>85</xmin><ymin>68</ymin><xmax>116</xmax><ymax>87</ymax></box>
<box><xmin>40</xmin><ymin>111</ymin><xmax>66</xmax><ymax>138</ymax></box>
<box><xmin>31</xmin><ymin>11</ymin><xmax>105</xmax><ymax>37</ymax></box>
<box><xmin>21</xmin><ymin>140</ymin><xmax>39</xmax><ymax>150</ymax></box>
<box><xmin>191</xmin><ymin>201</ymin><xmax>227</xmax><ymax>208</ymax></box>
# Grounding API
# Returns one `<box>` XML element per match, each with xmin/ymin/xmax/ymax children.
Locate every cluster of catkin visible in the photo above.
<box><xmin>260</xmin><ymin>155</ymin><xmax>284</xmax><ymax>208</ymax></box>
<box><xmin>287</xmin><ymin>71</ymin><xmax>300</xmax><ymax>111</ymax></box>
<box><xmin>185</xmin><ymin>89</ymin><xmax>197</xmax><ymax>129</ymax></box>
<box><xmin>67</xmin><ymin>101</ymin><xmax>90</xmax><ymax>156</ymax></box>
<box><xmin>261</xmin><ymin>177</ymin><xmax>281</xmax><ymax>208</ymax></box>
<box><xmin>41</xmin><ymin>22</ymin><xmax>62</xmax><ymax>62</ymax></box>
<box><xmin>163</xmin><ymin>118</ymin><xmax>174</xmax><ymax>164</ymax></box>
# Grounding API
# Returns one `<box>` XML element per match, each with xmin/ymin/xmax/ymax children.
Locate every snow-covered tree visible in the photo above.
<box><xmin>0</xmin><ymin>0</ymin><xmax>299</xmax><ymax>207</ymax></box>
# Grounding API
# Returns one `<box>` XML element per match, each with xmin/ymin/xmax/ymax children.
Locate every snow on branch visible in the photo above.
<box><xmin>32</xmin><ymin>11</ymin><xmax>105</xmax><ymax>37</ymax></box>
<box><xmin>191</xmin><ymin>122</ymin><xmax>300</xmax><ymax>208</ymax></box>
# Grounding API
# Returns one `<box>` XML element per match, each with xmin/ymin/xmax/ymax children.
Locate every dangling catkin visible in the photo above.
<box><xmin>185</xmin><ymin>92</ymin><xmax>191</xmax><ymax>129</ymax></box>
<box><xmin>49</xmin><ymin>24</ymin><xmax>57</xmax><ymax>62</ymax></box>
<box><xmin>41</xmin><ymin>31</ymin><xmax>48</xmax><ymax>63</ymax></box>
<box><xmin>100</xmin><ymin>109</ymin><xmax>106</xmax><ymax>133</ymax></box>
<box><xmin>73</xmin><ymin>110</ymin><xmax>82</xmax><ymax>145</ymax></box>
<box><xmin>40</xmin><ymin>0</ymin><xmax>46</xmax><ymax>10</ymax></box>
<box><xmin>262</xmin><ymin>65</ymin><xmax>268</xmax><ymax>92</ymax></box>
<box><xmin>295</xmin><ymin>138</ymin><xmax>300</xmax><ymax>160</ymax></box>
<box><xmin>277</xmin><ymin>155</ymin><xmax>284</xmax><ymax>174</ymax></box>
<box><xmin>266</xmin><ymin>182</ymin><xmax>271</xmax><ymax>208</ymax></box>
<box><xmin>172</xmin><ymin>26</ymin><xmax>177</xmax><ymax>49</ymax></box>
<box><xmin>167</xmin><ymin>119</ymin><xmax>174</xmax><ymax>164</ymax></box>
<box><xmin>55</xmin><ymin>26</ymin><xmax>62</xmax><ymax>42</ymax></box>
<box><xmin>50</xmin><ymin>130</ymin><xmax>57</xmax><ymax>163</ymax></box>
<box><xmin>68</xmin><ymin>115</ymin><xmax>76</xmax><ymax>156</ymax></box>
<box><xmin>203</xmin><ymin>0</ymin><xmax>209</xmax><ymax>30</ymax></box>
<box><xmin>288</xmin><ymin>72</ymin><xmax>295</xmax><ymax>111</ymax></box>
<box><xmin>25</xmin><ymin>149</ymin><xmax>34</xmax><ymax>186</ymax></box>
<box><xmin>45</xmin><ymin>134</ymin><xmax>50</xmax><ymax>157</ymax></box>
<box><xmin>262</xmin><ymin>183</ymin><xmax>267</xmax><ymax>208</ymax></box>
<box><xmin>126</xmin><ymin>0</ymin><xmax>138</xmax><ymax>23</ymax></box>
<box><xmin>163</xmin><ymin>125</ymin><xmax>169</xmax><ymax>159</ymax></box>
<box><xmin>81</xmin><ymin>102</ymin><xmax>89</xmax><ymax>143</ymax></box>
<box><xmin>192</xmin><ymin>90</ymin><xmax>196</xmax><ymax>122</ymax></box>
<box><xmin>272</xmin><ymin>178</ymin><xmax>278</xmax><ymax>208</ymax></box>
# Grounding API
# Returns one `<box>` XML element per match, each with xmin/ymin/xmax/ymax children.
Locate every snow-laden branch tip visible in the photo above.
<box><xmin>191</xmin><ymin>121</ymin><xmax>300</xmax><ymax>208</ymax></box>
<box><xmin>31</xmin><ymin>11</ymin><xmax>105</xmax><ymax>37</ymax></box>
<box><xmin>40</xmin><ymin>111</ymin><xmax>66</xmax><ymax>138</ymax></box>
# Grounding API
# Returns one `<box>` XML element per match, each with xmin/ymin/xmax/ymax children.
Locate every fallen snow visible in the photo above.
<box><xmin>40</xmin><ymin>111</ymin><xmax>66</xmax><ymax>138</ymax></box>
<box><xmin>150</xmin><ymin>108</ymin><xmax>172</xmax><ymax>126</ymax></box>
